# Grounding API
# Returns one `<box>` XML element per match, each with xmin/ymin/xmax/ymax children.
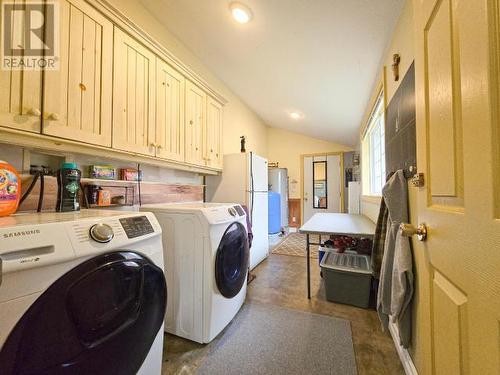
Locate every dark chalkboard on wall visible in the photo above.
<box><xmin>385</xmin><ymin>62</ymin><xmax>416</xmax><ymax>179</ymax></box>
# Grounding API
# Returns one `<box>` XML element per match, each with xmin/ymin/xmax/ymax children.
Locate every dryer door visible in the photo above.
<box><xmin>215</xmin><ymin>222</ymin><xmax>249</xmax><ymax>298</ymax></box>
<box><xmin>0</xmin><ymin>251</ymin><xmax>166</xmax><ymax>375</ymax></box>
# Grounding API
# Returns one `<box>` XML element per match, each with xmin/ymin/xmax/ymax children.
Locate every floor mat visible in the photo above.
<box><xmin>196</xmin><ymin>303</ymin><xmax>357</xmax><ymax>375</ymax></box>
<box><xmin>271</xmin><ymin>232</ymin><xmax>322</xmax><ymax>258</ymax></box>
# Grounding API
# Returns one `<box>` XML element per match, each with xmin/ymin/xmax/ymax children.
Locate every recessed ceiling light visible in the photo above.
<box><xmin>229</xmin><ymin>2</ymin><xmax>253</xmax><ymax>24</ymax></box>
<box><xmin>289</xmin><ymin>111</ymin><xmax>303</xmax><ymax>120</ymax></box>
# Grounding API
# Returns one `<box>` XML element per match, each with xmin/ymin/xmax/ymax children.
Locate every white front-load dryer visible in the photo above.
<box><xmin>140</xmin><ymin>203</ymin><xmax>249</xmax><ymax>344</ymax></box>
<box><xmin>0</xmin><ymin>210</ymin><xmax>166</xmax><ymax>375</ymax></box>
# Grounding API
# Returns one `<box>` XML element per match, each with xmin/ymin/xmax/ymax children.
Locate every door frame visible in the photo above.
<box><xmin>300</xmin><ymin>151</ymin><xmax>345</xmax><ymax>224</ymax></box>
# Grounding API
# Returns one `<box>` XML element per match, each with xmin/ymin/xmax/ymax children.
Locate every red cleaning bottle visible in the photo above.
<box><xmin>0</xmin><ymin>161</ymin><xmax>21</xmax><ymax>217</ymax></box>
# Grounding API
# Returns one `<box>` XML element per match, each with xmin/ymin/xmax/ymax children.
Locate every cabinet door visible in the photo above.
<box><xmin>43</xmin><ymin>0</ymin><xmax>113</xmax><ymax>146</ymax></box>
<box><xmin>184</xmin><ymin>80</ymin><xmax>205</xmax><ymax>165</ymax></box>
<box><xmin>204</xmin><ymin>96</ymin><xmax>223</xmax><ymax>169</ymax></box>
<box><xmin>156</xmin><ymin>58</ymin><xmax>185</xmax><ymax>162</ymax></box>
<box><xmin>0</xmin><ymin>0</ymin><xmax>42</xmax><ymax>133</ymax></box>
<box><xmin>112</xmin><ymin>28</ymin><xmax>156</xmax><ymax>156</ymax></box>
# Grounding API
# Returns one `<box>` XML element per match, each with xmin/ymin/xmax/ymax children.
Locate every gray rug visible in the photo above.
<box><xmin>197</xmin><ymin>303</ymin><xmax>357</xmax><ymax>375</ymax></box>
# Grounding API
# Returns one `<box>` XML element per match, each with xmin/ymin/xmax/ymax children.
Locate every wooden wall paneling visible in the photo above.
<box><xmin>17</xmin><ymin>175</ymin><xmax>203</xmax><ymax>212</ymax></box>
<box><xmin>288</xmin><ymin>198</ymin><xmax>301</xmax><ymax>227</ymax></box>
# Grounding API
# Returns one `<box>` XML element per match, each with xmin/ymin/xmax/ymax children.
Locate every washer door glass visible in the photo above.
<box><xmin>0</xmin><ymin>251</ymin><xmax>166</xmax><ymax>375</ymax></box>
<box><xmin>215</xmin><ymin>222</ymin><xmax>249</xmax><ymax>298</ymax></box>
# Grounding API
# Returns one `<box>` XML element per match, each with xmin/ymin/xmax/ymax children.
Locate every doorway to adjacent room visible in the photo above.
<box><xmin>302</xmin><ymin>153</ymin><xmax>344</xmax><ymax>223</ymax></box>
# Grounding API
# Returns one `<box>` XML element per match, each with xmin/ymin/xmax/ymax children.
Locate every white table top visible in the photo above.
<box><xmin>299</xmin><ymin>213</ymin><xmax>376</xmax><ymax>237</ymax></box>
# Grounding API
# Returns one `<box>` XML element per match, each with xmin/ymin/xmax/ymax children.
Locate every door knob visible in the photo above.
<box><xmin>27</xmin><ymin>108</ymin><xmax>41</xmax><ymax>116</ymax></box>
<box><xmin>400</xmin><ymin>223</ymin><xmax>427</xmax><ymax>241</ymax></box>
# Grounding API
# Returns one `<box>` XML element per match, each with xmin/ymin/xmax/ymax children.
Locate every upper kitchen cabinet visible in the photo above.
<box><xmin>156</xmin><ymin>58</ymin><xmax>185</xmax><ymax>162</ymax></box>
<box><xmin>185</xmin><ymin>80</ymin><xmax>206</xmax><ymax>166</ymax></box>
<box><xmin>204</xmin><ymin>96</ymin><xmax>223</xmax><ymax>169</ymax></box>
<box><xmin>0</xmin><ymin>1</ymin><xmax>42</xmax><ymax>133</ymax></box>
<box><xmin>112</xmin><ymin>28</ymin><xmax>156</xmax><ymax>156</ymax></box>
<box><xmin>43</xmin><ymin>0</ymin><xmax>113</xmax><ymax>146</ymax></box>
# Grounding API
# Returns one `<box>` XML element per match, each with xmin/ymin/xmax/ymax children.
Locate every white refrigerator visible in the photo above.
<box><xmin>205</xmin><ymin>152</ymin><xmax>269</xmax><ymax>270</ymax></box>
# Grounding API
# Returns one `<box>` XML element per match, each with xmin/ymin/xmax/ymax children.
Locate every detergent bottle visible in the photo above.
<box><xmin>0</xmin><ymin>161</ymin><xmax>21</xmax><ymax>217</ymax></box>
<box><xmin>56</xmin><ymin>162</ymin><xmax>81</xmax><ymax>212</ymax></box>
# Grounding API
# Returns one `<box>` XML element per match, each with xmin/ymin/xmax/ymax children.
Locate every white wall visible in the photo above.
<box><xmin>267</xmin><ymin>127</ymin><xmax>352</xmax><ymax>199</ymax></box>
<box><xmin>359</xmin><ymin>0</ymin><xmax>415</xmax><ymax>222</ymax></box>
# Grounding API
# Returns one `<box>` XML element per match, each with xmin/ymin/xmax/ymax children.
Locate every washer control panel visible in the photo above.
<box><xmin>234</xmin><ymin>205</ymin><xmax>245</xmax><ymax>216</ymax></box>
<box><xmin>119</xmin><ymin>216</ymin><xmax>154</xmax><ymax>239</ymax></box>
<box><xmin>89</xmin><ymin>223</ymin><xmax>114</xmax><ymax>243</ymax></box>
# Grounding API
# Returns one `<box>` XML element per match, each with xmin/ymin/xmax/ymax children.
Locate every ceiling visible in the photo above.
<box><xmin>138</xmin><ymin>0</ymin><xmax>405</xmax><ymax>146</ymax></box>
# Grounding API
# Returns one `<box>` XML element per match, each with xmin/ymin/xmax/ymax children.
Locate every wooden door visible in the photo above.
<box><xmin>204</xmin><ymin>96</ymin><xmax>223</xmax><ymax>169</ymax></box>
<box><xmin>184</xmin><ymin>80</ymin><xmax>205</xmax><ymax>165</ymax></box>
<box><xmin>155</xmin><ymin>58</ymin><xmax>185</xmax><ymax>162</ymax></box>
<box><xmin>43</xmin><ymin>0</ymin><xmax>113</xmax><ymax>146</ymax></box>
<box><xmin>0</xmin><ymin>0</ymin><xmax>42</xmax><ymax>133</ymax></box>
<box><xmin>413</xmin><ymin>0</ymin><xmax>500</xmax><ymax>373</ymax></box>
<box><xmin>112</xmin><ymin>28</ymin><xmax>156</xmax><ymax>156</ymax></box>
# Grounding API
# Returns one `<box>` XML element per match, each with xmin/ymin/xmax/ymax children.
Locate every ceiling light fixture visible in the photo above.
<box><xmin>289</xmin><ymin>111</ymin><xmax>303</xmax><ymax>120</ymax></box>
<box><xmin>229</xmin><ymin>2</ymin><xmax>253</xmax><ymax>24</ymax></box>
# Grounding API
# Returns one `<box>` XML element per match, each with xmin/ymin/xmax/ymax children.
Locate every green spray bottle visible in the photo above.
<box><xmin>56</xmin><ymin>162</ymin><xmax>81</xmax><ymax>212</ymax></box>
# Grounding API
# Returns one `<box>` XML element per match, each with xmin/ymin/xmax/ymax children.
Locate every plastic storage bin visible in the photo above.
<box><xmin>320</xmin><ymin>250</ymin><xmax>372</xmax><ymax>308</ymax></box>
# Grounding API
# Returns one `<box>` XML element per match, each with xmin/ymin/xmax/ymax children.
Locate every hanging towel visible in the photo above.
<box><xmin>391</xmin><ymin>223</ymin><xmax>414</xmax><ymax>348</ymax></box>
<box><xmin>377</xmin><ymin>170</ymin><xmax>414</xmax><ymax>348</ymax></box>
<box><xmin>371</xmin><ymin>172</ymin><xmax>395</xmax><ymax>279</ymax></box>
<box><xmin>241</xmin><ymin>204</ymin><xmax>256</xmax><ymax>285</ymax></box>
<box><xmin>241</xmin><ymin>204</ymin><xmax>253</xmax><ymax>248</ymax></box>
<box><xmin>371</xmin><ymin>197</ymin><xmax>389</xmax><ymax>279</ymax></box>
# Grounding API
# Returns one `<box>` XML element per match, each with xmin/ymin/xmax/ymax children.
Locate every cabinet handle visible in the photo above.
<box><xmin>156</xmin><ymin>144</ymin><xmax>162</xmax><ymax>149</ymax></box>
<box><xmin>189</xmin><ymin>120</ymin><xmax>194</xmax><ymax>125</ymax></box>
<box><xmin>195</xmin><ymin>147</ymin><xmax>199</xmax><ymax>151</ymax></box>
<box><xmin>79</xmin><ymin>83</ymin><xmax>86</xmax><ymax>91</ymax></box>
<box><xmin>47</xmin><ymin>113</ymin><xmax>59</xmax><ymax>121</ymax></box>
<box><xmin>27</xmin><ymin>108</ymin><xmax>41</xmax><ymax>116</ymax></box>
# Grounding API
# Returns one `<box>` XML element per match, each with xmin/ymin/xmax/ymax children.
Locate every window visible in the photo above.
<box><xmin>362</xmin><ymin>91</ymin><xmax>386</xmax><ymax>196</ymax></box>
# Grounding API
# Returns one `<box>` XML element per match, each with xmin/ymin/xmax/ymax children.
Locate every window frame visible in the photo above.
<box><xmin>362</xmin><ymin>90</ymin><xmax>386</xmax><ymax>197</ymax></box>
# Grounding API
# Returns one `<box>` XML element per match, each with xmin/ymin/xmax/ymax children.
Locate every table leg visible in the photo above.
<box><xmin>306</xmin><ymin>233</ymin><xmax>311</xmax><ymax>299</ymax></box>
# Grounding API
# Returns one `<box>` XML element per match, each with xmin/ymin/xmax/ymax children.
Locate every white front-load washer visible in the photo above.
<box><xmin>140</xmin><ymin>203</ymin><xmax>249</xmax><ymax>344</ymax></box>
<box><xmin>0</xmin><ymin>210</ymin><xmax>166</xmax><ymax>375</ymax></box>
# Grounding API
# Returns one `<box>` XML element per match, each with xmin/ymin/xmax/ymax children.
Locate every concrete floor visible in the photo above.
<box><xmin>162</xmin><ymin>254</ymin><xmax>404</xmax><ymax>375</ymax></box>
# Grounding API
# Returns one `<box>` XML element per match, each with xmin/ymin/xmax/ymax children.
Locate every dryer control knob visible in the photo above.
<box><xmin>228</xmin><ymin>207</ymin><xmax>237</xmax><ymax>217</ymax></box>
<box><xmin>89</xmin><ymin>223</ymin><xmax>114</xmax><ymax>243</ymax></box>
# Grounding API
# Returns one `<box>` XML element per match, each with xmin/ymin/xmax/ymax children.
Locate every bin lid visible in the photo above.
<box><xmin>320</xmin><ymin>251</ymin><xmax>372</xmax><ymax>274</ymax></box>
